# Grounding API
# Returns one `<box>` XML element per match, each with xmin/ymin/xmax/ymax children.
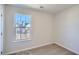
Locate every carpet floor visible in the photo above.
<box><xmin>11</xmin><ymin>44</ymin><xmax>76</xmax><ymax>55</ymax></box>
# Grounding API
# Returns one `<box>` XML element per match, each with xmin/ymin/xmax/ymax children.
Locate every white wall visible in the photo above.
<box><xmin>54</xmin><ymin>5</ymin><xmax>79</xmax><ymax>54</ymax></box>
<box><xmin>4</xmin><ymin>5</ymin><xmax>54</xmax><ymax>54</ymax></box>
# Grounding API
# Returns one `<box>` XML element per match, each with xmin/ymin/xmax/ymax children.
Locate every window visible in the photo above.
<box><xmin>16</xmin><ymin>13</ymin><xmax>31</xmax><ymax>41</ymax></box>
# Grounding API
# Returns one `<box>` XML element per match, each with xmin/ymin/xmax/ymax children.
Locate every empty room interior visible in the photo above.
<box><xmin>0</xmin><ymin>4</ymin><xmax>79</xmax><ymax>55</ymax></box>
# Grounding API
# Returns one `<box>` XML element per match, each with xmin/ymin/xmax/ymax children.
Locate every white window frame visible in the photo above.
<box><xmin>13</xmin><ymin>13</ymin><xmax>32</xmax><ymax>42</ymax></box>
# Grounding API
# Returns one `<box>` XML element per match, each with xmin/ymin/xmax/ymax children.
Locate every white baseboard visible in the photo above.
<box><xmin>5</xmin><ymin>42</ymin><xmax>79</xmax><ymax>55</ymax></box>
<box><xmin>55</xmin><ymin>42</ymin><xmax>79</xmax><ymax>55</ymax></box>
<box><xmin>5</xmin><ymin>42</ymin><xmax>53</xmax><ymax>55</ymax></box>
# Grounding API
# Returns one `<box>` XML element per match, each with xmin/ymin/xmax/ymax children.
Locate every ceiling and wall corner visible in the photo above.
<box><xmin>11</xmin><ymin>4</ymin><xmax>76</xmax><ymax>14</ymax></box>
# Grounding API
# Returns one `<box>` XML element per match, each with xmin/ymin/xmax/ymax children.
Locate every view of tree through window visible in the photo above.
<box><xmin>16</xmin><ymin>14</ymin><xmax>31</xmax><ymax>40</ymax></box>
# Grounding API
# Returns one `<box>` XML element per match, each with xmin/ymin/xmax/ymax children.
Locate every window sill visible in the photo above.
<box><xmin>12</xmin><ymin>39</ymin><xmax>31</xmax><ymax>42</ymax></box>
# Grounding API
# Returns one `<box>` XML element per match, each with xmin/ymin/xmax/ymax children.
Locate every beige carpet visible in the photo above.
<box><xmin>11</xmin><ymin>44</ymin><xmax>76</xmax><ymax>55</ymax></box>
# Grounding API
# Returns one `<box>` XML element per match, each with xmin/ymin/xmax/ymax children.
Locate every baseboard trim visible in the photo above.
<box><xmin>5</xmin><ymin>42</ymin><xmax>53</xmax><ymax>55</ymax></box>
<box><xmin>54</xmin><ymin>43</ymin><xmax>78</xmax><ymax>55</ymax></box>
<box><xmin>5</xmin><ymin>42</ymin><xmax>79</xmax><ymax>55</ymax></box>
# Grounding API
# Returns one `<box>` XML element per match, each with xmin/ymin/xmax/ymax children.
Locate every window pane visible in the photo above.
<box><xmin>16</xmin><ymin>34</ymin><xmax>20</xmax><ymax>40</ymax></box>
<box><xmin>16</xmin><ymin>28</ymin><xmax>20</xmax><ymax>34</ymax></box>
<box><xmin>21</xmin><ymin>34</ymin><xmax>26</xmax><ymax>40</ymax></box>
<box><xmin>15</xmin><ymin>13</ymin><xmax>31</xmax><ymax>40</ymax></box>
